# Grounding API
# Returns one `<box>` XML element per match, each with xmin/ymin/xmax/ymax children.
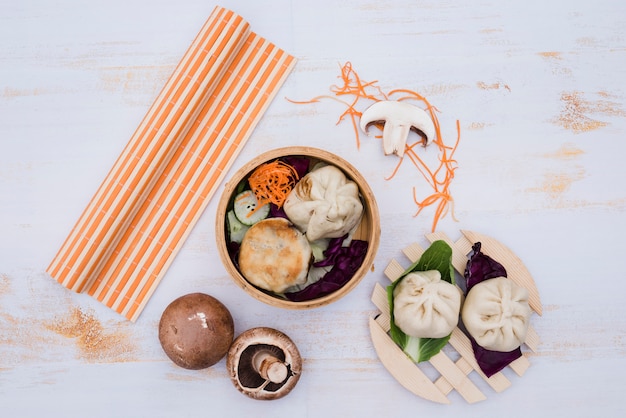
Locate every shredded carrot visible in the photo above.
<box><xmin>287</xmin><ymin>62</ymin><xmax>461</xmax><ymax>232</ymax></box>
<box><xmin>248</xmin><ymin>160</ymin><xmax>299</xmax><ymax>210</ymax></box>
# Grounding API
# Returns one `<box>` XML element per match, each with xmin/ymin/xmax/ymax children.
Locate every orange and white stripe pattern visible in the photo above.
<box><xmin>47</xmin><ymin>6</ymin><xmax>296</xmax><ymax>321</ymax></box>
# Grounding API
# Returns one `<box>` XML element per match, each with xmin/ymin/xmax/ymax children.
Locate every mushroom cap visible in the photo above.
<box><xmin>359</xmin><ymin>100</ymin><xmax>436</xmax><ymax>156</ymax></box>
<box><xmin>359</xmin><ymin>100</ymin><xmax>435</xmax><ymax>140</ymax></box>
<box><xmin>226</xmin><ymin>327</ymin><xmax>302</xmax><ymax>400</ymax></box>
<box><xmin>158</xmin><ymin>293</ymin><xmax>234</xmax><ymax>370</ymax></box>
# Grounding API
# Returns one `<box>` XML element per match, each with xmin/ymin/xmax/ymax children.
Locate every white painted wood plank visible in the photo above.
<box><xmin>1</xmin><ymin>0</ymin><xmax>625</xmax><ymax>416</ymax></box>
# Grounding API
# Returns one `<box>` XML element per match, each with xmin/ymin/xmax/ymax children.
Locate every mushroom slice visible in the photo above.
<box><xmin>359</xmin><ymin>100</ymin><xmax>435</xmax><ymax>157</ymax></box>
<box><xmin>226</xmin><ymin>327</ymin><xmax>302</xmax><ymax>400</ymax></box>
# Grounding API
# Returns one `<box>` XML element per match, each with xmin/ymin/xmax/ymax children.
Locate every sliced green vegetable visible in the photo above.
<box><xmin>386</xmin><ymin>240</ymin><xmax>455</xmax><ymax>363</ymax></box>
<box><xmin>227</xmin><ymin>210</ymin><xmax>249</xmax><ymax>244</ymax></box>
<box><xmin>309</xmin><ymin>238</ymin><xmax>330</xmax><ymax>263</ymax></box>
<box><xmin>233</xmin><ymin>190</ymin><xmax>270</xmax><ymax>226</ymax></box>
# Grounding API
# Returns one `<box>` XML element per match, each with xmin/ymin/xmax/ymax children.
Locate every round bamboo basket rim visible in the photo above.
<box><xmin>215</xmin><ymin>146</ymin><xmax>381</xmax><ymax>309</ymax></box>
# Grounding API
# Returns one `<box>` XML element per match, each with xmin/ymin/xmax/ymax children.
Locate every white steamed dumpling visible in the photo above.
<box><xmin>283</xmin><ymin>165</ymin><xmax>363</xmax><ymax>242</ymax></box>
<box><xmin>392</xmin><ymin>270</ymin><xmax>462</xmax><ymax>339</ymax></box>
<box><xmin>461</xmin><ymin>276</ymin><xmax>532</xmax><ymax>352</ymax></box>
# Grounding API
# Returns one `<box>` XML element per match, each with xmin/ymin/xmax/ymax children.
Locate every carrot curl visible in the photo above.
<box><xmin>248</xmin><ymin>160</ymin><xmax>299</xmax><ymax>210</ymax></box>
<box><xmin>287</xmin><ymin>62</ymin><xmax>461</xmax><ymax>232</ymax></box>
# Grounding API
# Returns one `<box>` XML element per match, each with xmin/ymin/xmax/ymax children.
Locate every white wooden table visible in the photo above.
<box><xmin>2</xmin><ymin>0</ymin><xmax>625</xmax><ymax>416</ymax></box>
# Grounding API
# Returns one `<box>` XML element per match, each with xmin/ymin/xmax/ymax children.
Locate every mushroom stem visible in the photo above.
<box><xmin>252</xmin><ymin>350</ymin><xmax>289</xmax><ymax>383</ymax></box>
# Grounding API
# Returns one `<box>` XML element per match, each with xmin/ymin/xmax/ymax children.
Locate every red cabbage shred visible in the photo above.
<box><xmin>285</xmin><ymin>236</ymin><xmax>368</xmax><ymax>302</ymax></box>
<box><xmin>281</xmin><ymin>155</ymin><xmax>310</xmax><ymax>179</ymax></box>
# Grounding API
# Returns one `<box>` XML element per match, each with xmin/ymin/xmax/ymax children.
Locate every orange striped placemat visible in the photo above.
<box><xmin>47</xmin><ymin>6</ymin><xmax>296</xmax><ymax>321</ymax></box>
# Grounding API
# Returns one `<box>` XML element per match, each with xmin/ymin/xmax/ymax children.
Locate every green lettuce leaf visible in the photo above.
<box><xmin>387</xmin><ymin>240</ymin><xmax>455</xmax><ymax>363</ymax></box>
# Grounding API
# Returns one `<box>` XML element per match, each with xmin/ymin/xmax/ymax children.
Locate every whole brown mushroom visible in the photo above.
<box><xmin>158</xmin><ymin>293</ymin><xmax>234</xmax><ymax>370</ymax></box>
<box><xmin>226</xmin><ymin>327</ymin><xmax>302</xmax><ymax>400</ymax></box>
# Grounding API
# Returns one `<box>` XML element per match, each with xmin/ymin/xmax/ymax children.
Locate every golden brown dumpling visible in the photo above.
<box><xmin>238</xmin><ymin>218</ymin><xmax>311</xmax><ymax>293</ymax></box>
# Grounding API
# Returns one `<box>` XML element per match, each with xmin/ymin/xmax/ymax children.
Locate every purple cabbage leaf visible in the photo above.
<box><xmin>470</xmin><ymin>337</ymin><xmax>522</xmax><ymax>378</ymax></box>
<box><xmin>464</xmin><ymin>241</ymin><xmax>507</xmax><ymax>292</ymax></box>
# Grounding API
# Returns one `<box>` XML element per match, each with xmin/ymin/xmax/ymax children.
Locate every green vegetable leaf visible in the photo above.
<box><xmin>387</xmin><ymin>240</ymin><xmax>455</xmax><ymax>363</ymax></box>
<box><xmin>400</xmin><ymin>240</ymin><xmax>455</xmax><ymax>285</ymax></box>
<box><xmin>404</xmin><ymin>335</ymin><xmax>452</xmax><ymax>363</ymax></box>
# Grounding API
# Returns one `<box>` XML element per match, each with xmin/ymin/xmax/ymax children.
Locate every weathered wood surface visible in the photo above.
<box><xmin>1</xmin><ymin>0</ymin><xmax>625</xmax><ymax>416</ymax></box>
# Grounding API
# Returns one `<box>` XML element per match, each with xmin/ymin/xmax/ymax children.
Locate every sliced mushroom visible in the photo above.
<box><xmin>359</xmin><ymin>100</ymin><xmax>436</xmax><ymax>157</ymax></box>
<box><xmin>226</xmin><ymin>327</ymin><xmax>302</xmax><ymax>400</ymax></box>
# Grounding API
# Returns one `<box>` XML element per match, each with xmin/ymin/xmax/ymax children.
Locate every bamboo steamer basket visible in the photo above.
<box><xmin>216</xmin><ymin>146</ymin><xmax>380</xmax><ymax>309</ymax></box>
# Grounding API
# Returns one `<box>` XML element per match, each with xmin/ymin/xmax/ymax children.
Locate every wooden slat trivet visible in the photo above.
<box><xmin>370</xmin><ymin>230</ymin><xmax>543</xmax><ymax>403</ymax></box>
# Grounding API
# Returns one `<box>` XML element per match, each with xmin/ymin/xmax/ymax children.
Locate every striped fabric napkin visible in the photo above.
<box><xmin>47</xmin><ymin>6</ymin><xmax>296</xmax><ymax>321</ymax></box>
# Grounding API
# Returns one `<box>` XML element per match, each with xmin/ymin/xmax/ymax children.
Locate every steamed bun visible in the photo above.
<box><xmin>393</xmin><ymin>270</ymin><xmax>462</xmax><ymax>339</ymax></box>
<box><xmin>283</xmin><ymin>165</ymin><xmax>363</xmax><ymax>242</ymax></box>
<box><xmin>461</xmin><ymin>276</ymin><xmax>531</xmax><ymax>352</ymax></box>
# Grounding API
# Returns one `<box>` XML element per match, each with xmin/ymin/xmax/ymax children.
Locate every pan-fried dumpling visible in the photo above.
<box><xmin>238</xmin><ymin>218</ymin><xmax>312</xmax><ymax>293</ymax></box>
<box><xmin>461</xmin><ymin>276</ymin><xmax>531</xmax><ymax>352</ymax></box>
<box><xmin>283</xmin><ymin>165</ymin><xmax>363</xmax><ymax>242</ymax></box>
<box><xmin>393</xmin><ymin>270</ymin><xmax>462</xmax><ymax>339</ymax></box>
